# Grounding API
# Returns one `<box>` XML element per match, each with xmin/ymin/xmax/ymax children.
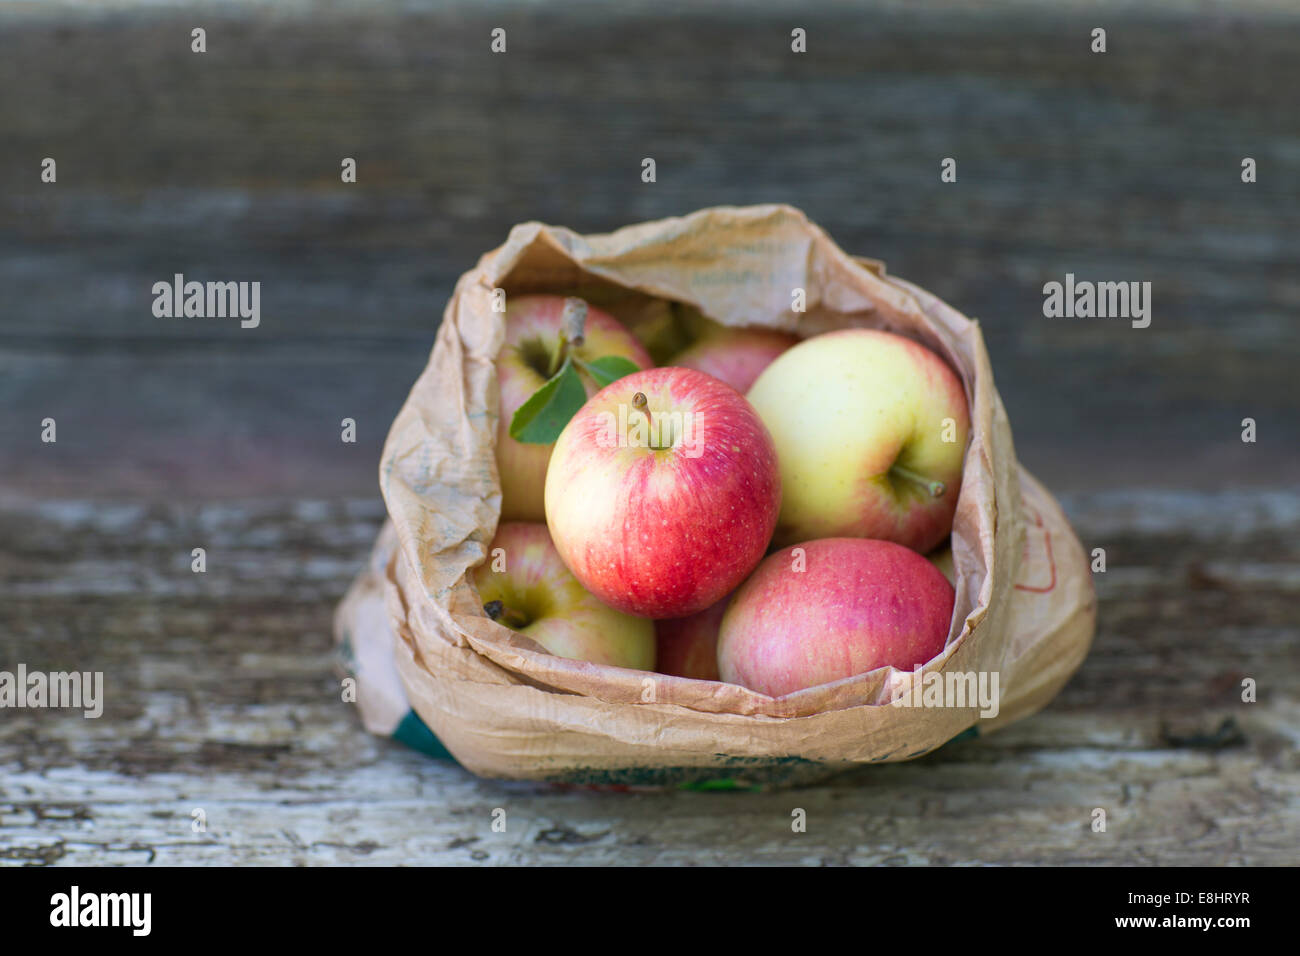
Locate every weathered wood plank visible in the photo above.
<box><xmin>1</xmin><ymin>491</ymin><xmax>1296</xmax><ymax>865</ymax></box>
<box><xmin>1</xmin><ymin>0</ymin><xmax>1296</xmax><ymax>865</ymax></box>
<box><xmin>1</xmin><ymin>2</ymin><xmax>1297</xmax><ymax>497</ymax></box>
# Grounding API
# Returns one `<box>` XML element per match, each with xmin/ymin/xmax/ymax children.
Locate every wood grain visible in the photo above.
<box><xmin>1</xmin><ymin>491</ymin><xmax>1296</xmax><ymax>865</ymax></box>
<box><xmin>0</xmin><ymin>0</ymin><xmax>1296</xmax><ymax>866</ymax></box>
<box><xmin>0</xmin><ymin>1</ymin><xmax>1297</xmax><ymax>497</ymax></box>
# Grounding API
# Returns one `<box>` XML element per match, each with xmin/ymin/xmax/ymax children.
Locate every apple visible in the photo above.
<box><xmin>927</xmin><ymin>544</ymin><xmax>955</xmax><ymax>585</ymax></box>
<box><xmin>544</xmin><ymin>366</ymin><xmax>781</xmax><ymax>619</ymax></box>
<box><xmin>471</xmin><ymin>522</ymin><xmax>655</xmax><ymax>669</ymax></box>
<box><xmin>669</xmin><ymin>323</ymin><xmax>800</xmax><ymax>394</ymax></box>
<box><xmin>606</xmin><ymin>296</ymin><xmax>691</xmax><ymax>365</ymax></box>
<box><xmin>621</xmin><ymin>302</ymin><xmax>798</xmax><ymax>383</ymax></box>
<box><xmin>717</xmin><ymin>538</ymin><xmax>955</xmax><ymax>697</ymax></box>
<box><xmin>654</xmin><ymin>597</ymin><xmax>729</xmax><ymax>681</ymax></box>
<box><xmin>746</xmin><ymin>328</ymin><xmax>970</xmax><ymax>554</ymax></box>
<box><xmin>496</xmin><ymin>295</ymin><xmax>653</xmax><ymax>522</ymax></box>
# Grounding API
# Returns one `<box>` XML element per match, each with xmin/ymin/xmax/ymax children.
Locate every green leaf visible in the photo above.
<box><xmin>575</xmin><ymin>354</ymin><xmax>642</xmax><ymax>389</ymax></box>
<box><xmin>508</xmin><ymin>358</ymin><xmax>588</xmax><ymax>444</ymax></box>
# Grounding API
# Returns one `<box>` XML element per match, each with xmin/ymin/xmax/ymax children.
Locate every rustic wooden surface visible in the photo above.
<box><xmin>1</xmin><ymin>491</ymin><xmax>1297</xmax><ymax>865</ymax></box>
<box><xmin>1</xmin><ymin>0</ymin><xmax>1297</xmax><ymax>865</ymax></box>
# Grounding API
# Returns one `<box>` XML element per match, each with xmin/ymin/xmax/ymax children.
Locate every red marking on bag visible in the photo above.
<box><xmin>1014</xmin><ymin>499</ymin><xmax>1057</xmax><ymax>593</ymax></box>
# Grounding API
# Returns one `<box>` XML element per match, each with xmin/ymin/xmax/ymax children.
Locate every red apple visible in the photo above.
<box><xmin>544</xmin><ymin>367</ymin><xmax>781</xmax><ymax>618</ymax></box>
<box><xmin>496</xmin><ymin>295</ymin><xmax>653</xmax><ymax>522</ymax></box>
<box><xmin>654</xmin><ymin>597</ymin><xmax>729</xmax><ymax>680</ymax></box>
<box><xmin>471</xmin><ymin>522</ymin><xmax>655</xmax><ymax>669</ymax></box>
<box><xmin>717</xmin><ymin>538</ymin><xmax>955</xmax><ymax>696</ymax></box>
<box><xmin>670</xmin><ymin>323</ymin><xmax>799</xmax><ymax>394</ymax></box>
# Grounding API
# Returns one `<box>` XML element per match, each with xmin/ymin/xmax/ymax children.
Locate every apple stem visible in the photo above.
<box><xmin>547</xmin><ymin>298</ymin><xmax>590</xmax><ymax>377</ymax></box>
<box><xmin>483</xmin><ymin>600</ymin><xmax>529</xmax><ymax>629</ymax></box>
<box><xmin>631</xmin><ymin>391</ymin><xmax>657</xmax><ymax>446</ymax></box>
<box><xmin>561</xmin><ymin>297</ymin><xmax>588</xmax><ymax>347</ymax></box>
<box><xmin>890</xmin><ymin>464</ymin><xmax>946</xmax><ymax>498</ymax></box>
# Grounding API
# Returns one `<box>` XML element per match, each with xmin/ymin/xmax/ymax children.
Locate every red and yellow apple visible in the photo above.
<box><xmin>667</xmin><ymin>312</ymin><xmax>799</xmax><ymax>394</ymax></box>
<box><xmin>544</xmin><ymin>367</ymin><xmax>781</xmax><ymax>619</ymax></box>
<box><xmin>717</xmin><ymin>538</ymin><xmax>955</xmax><ymax>696</ymax></box>
<box><xmin>471</xmin><ymin>522</ymin><xmax>655</xmax><ymax>669</ymax></box>
<box><xmin>654</xmin><ymin>597</ymin><xmax>729</xmax><ymax>681</ymax></box>
<box><xmin>495</xmin><ymin>295</ymin><xmax>653</xmax><ymax>522</ymax></box>
<box><xmin>746</xmin><ymin>328</ymin><xmax>970</xmax><ymax>553</ymax></box>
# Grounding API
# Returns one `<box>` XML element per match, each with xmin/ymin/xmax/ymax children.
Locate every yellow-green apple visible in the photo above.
<box><xmin>669</xmin><ymin>323</ymin><xmax>800</xmax><ymax>394</ymax></box>
<box><xmin>717</xmin><ymin>538</ymin><xmax>954</xmax><ymax>696</ymax></box>
<box><xmin>623</xmin><ymin>302</ymin><xmax>797</xmax><ymax>381</ymax></box>
<box><xmin>604</xmin><ymin>296</ymin><xmax>689</xmax><ymax>365</ymax></box>
<box><xmin>544</xmin><ymin>367</ymin><xmax>781</xmax><ymax>619</ymax></box>
<box><xmin>654</xmin><ymin>597</ymin><xmax>729</xmax><ymax>680</ymax></box>
<box><xmin>746</xmin><ymin>328</ymin><xmax>969</xmax><ymax>553</ymax></box>
<box><xmin>471</xmin><ymin>521</ymin><xmax>655</xmax><ymax>669</ymax></box>
<box><xmin>496</xmin><ymin>296</ymin><xmax>653</xmax><ymax>522</ymax></box>
<box><xmin>927</xmin><ymin>544</ymin><xmax>955</xmax><ymax>585</ymax></box>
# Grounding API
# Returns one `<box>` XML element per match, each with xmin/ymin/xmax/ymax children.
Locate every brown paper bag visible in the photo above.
<box><xmin>346</xmin><ymin>204</ymin><xmax>1096</xmax><ymax>787</ymax></box>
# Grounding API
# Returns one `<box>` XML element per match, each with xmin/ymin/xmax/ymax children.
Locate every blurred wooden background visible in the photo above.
<box><xmin>1</xmin><ymin>0</ymin><xmax>1297</xmax><ymax>866</ymax></box>
<box><xmin>1</xmin><ymin>0</ymin><xmax>1297</xmax><ymax>498</ymax></box>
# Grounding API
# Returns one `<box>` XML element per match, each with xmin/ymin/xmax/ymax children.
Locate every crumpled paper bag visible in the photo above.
<box><xmin>335</xmin><ymin>204</ymin><xmax>1097</xmax><ymax>787</ymax></box>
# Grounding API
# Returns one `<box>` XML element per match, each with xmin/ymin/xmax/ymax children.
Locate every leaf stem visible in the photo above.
<box><xmin>547</xmin><ymin>335</ymin><xmax>567</xmax><ymax>378</ymax></box>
